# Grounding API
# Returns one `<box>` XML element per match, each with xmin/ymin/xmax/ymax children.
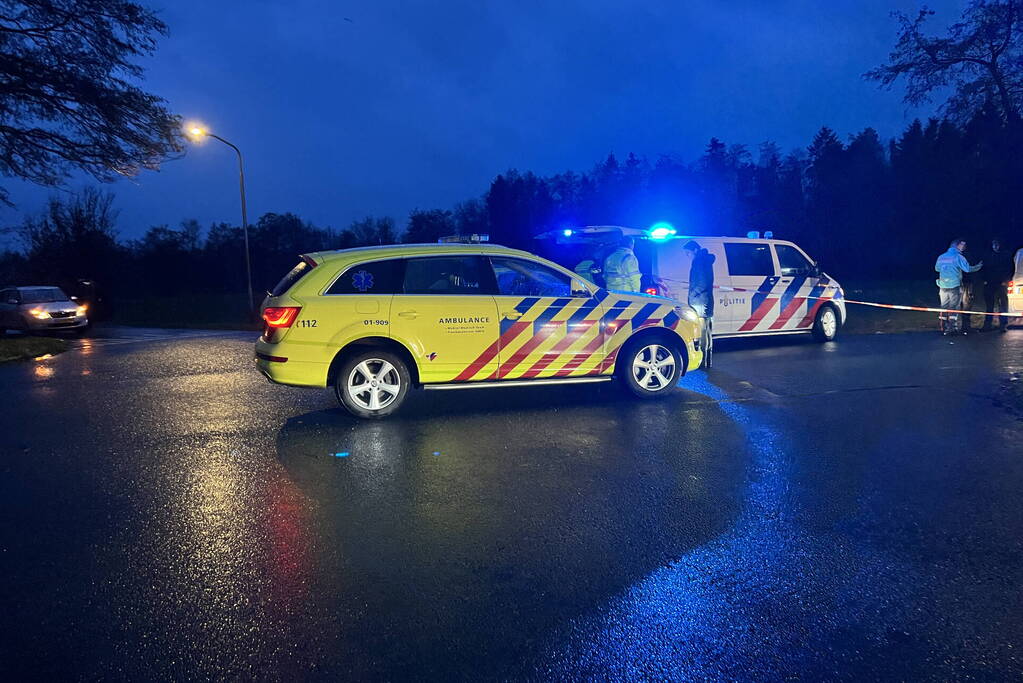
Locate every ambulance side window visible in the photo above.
<box><xmin>775</xmin><ymin>244</ymin><xmax>814</xmax><ymax>277</ymax></box>
<box><xmin>402</xmin><ymin>256</ymin><xmax>495</xmax><ymax>295</ymax></box>
<box><xmin>490</xmin><ymin>257</ymin><xmax>572</xmax><ymax>297</ymax></box>
<box><xmin>326</xmin><ymin>259</ymin><xmax>404</xmax><ymax>294</ymax></box>
<box><xmin>724</xmin><ymin>243</ymin><xmax>774</xmax><ymax>276</ymax></box>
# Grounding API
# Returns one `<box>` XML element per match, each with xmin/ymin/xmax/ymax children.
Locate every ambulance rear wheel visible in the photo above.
<box><xmin>812</xmin><ymin>305</ymin><xmax>839</xmax><ymax>342</ymax></box>
<box><xmin>618</xmin><ymin>338</ymin><xmax>683</xmax><ymax>398</ymax></box>
<box><xmin>334</xmin><ymin>350</ymin><xmax>411</xmax><ymax>419</ymax></box>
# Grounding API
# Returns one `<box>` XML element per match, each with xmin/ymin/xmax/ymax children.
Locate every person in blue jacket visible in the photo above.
<box><xmin>935</xmin><ymin>238</ymin><xmax>982</xmax><ymax>335</ymax></box>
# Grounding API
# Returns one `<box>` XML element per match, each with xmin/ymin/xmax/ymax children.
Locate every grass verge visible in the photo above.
<box><xmin>108</xmin><ymin>295</ymin><xmax>262</xmax><ymax>331</ymax></box>
<box><xmin>91</xmin><ymin>282</ymin><xmax>1017</xmax><ymax>335</ymax></box>
<box><xmin>0</xmin><ymin>335</ymin><xmax>68</xmax><ymax>362</ymax></box>
<box><xmin>840</xmin><ymin>279</ymin><xmax>1019</xmax><ymax>334</ymax></box>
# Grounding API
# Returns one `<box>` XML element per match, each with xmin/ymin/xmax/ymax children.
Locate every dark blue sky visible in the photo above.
<box><xmin>1</xmin><ymin>0</ymin><xmax>962</xmax><ymax>246</ymax></box>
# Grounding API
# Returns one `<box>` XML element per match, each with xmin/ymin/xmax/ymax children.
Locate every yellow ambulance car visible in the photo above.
<box><xmin>255</xmin><ymin>242</ymin><xmax>705</xmax><ymax>418</ymax></box>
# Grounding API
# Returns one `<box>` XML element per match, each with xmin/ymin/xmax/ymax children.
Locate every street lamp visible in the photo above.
<box><xmin>185</xmin><ymin>122</ymin><xmax>255</xmax><ymax>315</ymax></box>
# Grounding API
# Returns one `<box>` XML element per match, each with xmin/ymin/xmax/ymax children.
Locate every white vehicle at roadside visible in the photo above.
<box><xmin>1009</xmin><ymin>248</ymin><xmax>1023</xmax><ymax>324</ymax></box>
<box><xmin>538</xmin><ymin>226</ymin><xmax>846</xmax><ymax>341</ymax></box>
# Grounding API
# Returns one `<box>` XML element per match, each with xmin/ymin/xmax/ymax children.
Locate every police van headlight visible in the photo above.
<box><xmin>679</xmin><ymin>306</ymin><xmax>700</xmax><ymax>323</ymax></box>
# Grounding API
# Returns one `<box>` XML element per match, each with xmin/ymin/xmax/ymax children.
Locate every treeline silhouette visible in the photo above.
<box><xmin>2</xmin><ymin>107</ymin><xmax>1021</xmax><ymax>309</ymax></box>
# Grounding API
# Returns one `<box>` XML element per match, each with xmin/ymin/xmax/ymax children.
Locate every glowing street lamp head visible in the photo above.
<box><xmin>184</xmin><ymin>122</ymin><xmax>208</xmax><ymax>141</ymax></box>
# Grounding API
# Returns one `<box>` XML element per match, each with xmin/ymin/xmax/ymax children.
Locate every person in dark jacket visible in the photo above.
<box><xmin>981</xmin><ymin>239</ymin><xmax>1014</xmax><ymax>331</ymax></box>
<box><xmin>683</xmin><ymin>240</ymin><xmax>716</xmax><ymax>318</ymax></box>
<box><xmin>684</xmin><ymin>240</ymin><xmax>716</xmax><ymax>368</ymax></box>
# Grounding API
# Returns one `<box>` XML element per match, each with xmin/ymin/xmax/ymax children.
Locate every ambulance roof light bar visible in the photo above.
<box><xmin>438</xmin><ymin>234</ymin><xmax>490</xmax><ymax>244</ymax></box>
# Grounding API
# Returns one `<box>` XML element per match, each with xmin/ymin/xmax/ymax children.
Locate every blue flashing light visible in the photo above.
<box><xmin>747</xmin><ymin>231</ymin><xmax>760</xmax><ymax>239</ymax></box>
<box><xmin>648</xmin><ymin>222</ymin><xmax>677</xmax><ymax>241</ymax></box>
<box><xmin>562</xmin><ymin>229</ymin><xmax>574</xmax><ymax>237</ymax></box>
<box><xmin>333</xmin><ymin>451</ymin><xmax>349</xmax><ymax>458</ymax></box>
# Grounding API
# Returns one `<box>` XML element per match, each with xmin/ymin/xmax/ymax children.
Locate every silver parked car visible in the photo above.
<box><xmin>0</xmin><ymin>286</ymin><xmax>89</xmax><ymax>334</ymax></box>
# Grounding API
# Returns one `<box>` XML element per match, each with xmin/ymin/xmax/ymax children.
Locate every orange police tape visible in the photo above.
<box><xmin>659</xmin><ymin>278</ymin><xmax>1023</xmax><ymax>319</ymax></box>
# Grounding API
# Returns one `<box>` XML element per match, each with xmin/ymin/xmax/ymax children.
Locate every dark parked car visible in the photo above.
<box><xmin>0</xmin><ymin>286</ymin><xmax>89</xmax><ymax>334</ymax></box>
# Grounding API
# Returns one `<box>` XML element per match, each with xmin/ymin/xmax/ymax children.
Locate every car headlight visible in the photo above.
<box><xmin>680</xmin><ymin>306</ymin><xmax>700</xmax><ymax>323</ymax></box>
<box><xmin>76</xmin><ymin>305</ymin><xmax>87</xmax><ymax>316</ymax></box>
<box><xmin>29</xmin><ymin>308</ymin><xmax>51</xmax><ymax>319</ymax></box>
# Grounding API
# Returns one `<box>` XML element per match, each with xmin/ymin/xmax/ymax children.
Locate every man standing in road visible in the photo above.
<box><xmin>961</xmin><ymin>244</ymin><xmax>979</xmax><ymax>333</ymax></box>
<box><xmin>981</xmin><ymin>239</ymin><xmax>1013</xmax><ymax>332</ymax></box>
<box><xmin>684</xmin><ymin>240</ymin><xmax>716</xmax><ymax>368</ymax></box>
<box><xmin>603</xmin><ymin>236</ymin><xmax>641</xmax><ymax>292</ymax></box>
<box><xmin>935</xmin><ymin>238</ymin><xmax>982</xmax><ymax>336</ymax></box>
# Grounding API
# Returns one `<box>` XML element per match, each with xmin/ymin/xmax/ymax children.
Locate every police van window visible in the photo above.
<box><xmin>402</xmin><ymin>256</ymin><xmax>494</xmax><ymax>295</ymax></box>
<box><xmin>491</xmin><ymin>257</ymin><xmax>572</xmax><ymax>297</ymax></box>
<box><xmin>724</xmin><ymin>243</ymin><xmax>774</xmax><ymax>277</ymax></box>
<box><xmin>775</xmin><ymin>244</ymin><xmax>814</xmax><ymax>277</ymax></box>
<box><xmin>327</xmin><ymin>259</ymin><xmax>404</xmax><ymax>295</ymax></box>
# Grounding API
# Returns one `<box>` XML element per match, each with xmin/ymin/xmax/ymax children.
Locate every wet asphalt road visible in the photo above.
<box><xmin>3</xmin><ymin>326</ymin><xmax>1023</xmax><ymax>680</ymax></box>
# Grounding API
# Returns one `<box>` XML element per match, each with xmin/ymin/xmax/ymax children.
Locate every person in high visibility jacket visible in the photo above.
<box><xmin>574</xmin><ymin>248</ymin><xmax>604</xmax><ymax>286</ymax></box>
<box><xmin>603</xmin><ymin>237</ymin><xmax>641</xmax><ymax>292</ymax></box>
<box><xmin>935</xmin><ymin>238</ymin><xmax>982</xmax><ymax>335</ymax></box>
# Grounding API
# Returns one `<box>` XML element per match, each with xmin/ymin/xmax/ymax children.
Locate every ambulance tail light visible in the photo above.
<box><xmin>263</xmin><ymin>307</ymin><xmax>300</xmax><ymax>328</ymax></box>
<box><xmin>644</xmin><ymin>287</ymin><xmax>659</xmax><ymax>296</ymax></box>
<box><xmin>262</xmin><ymin>306</ymin><xmax>301</xmax><ymax>340</ymax></box>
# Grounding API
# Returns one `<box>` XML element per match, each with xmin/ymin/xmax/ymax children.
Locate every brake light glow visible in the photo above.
<box><xmin>644</xmin><ymin>287</ymin><xmax>659</xmax><ymax>295</ymax></box>
<box><xmin>262</xmin><ymin>306</ymin><xmax>300</xmax><ymax>328</ymax></box>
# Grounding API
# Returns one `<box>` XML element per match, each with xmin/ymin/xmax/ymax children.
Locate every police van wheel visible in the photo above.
<box><xmin>335</xmin><ymin>350</ymin><xmax>410</xmax><ymax>419</ymax></box>
<box><xmin>619</xmin><ymin>339</ymin><xmax>682</xmax><ymax>399</ymax></box>
<box><xmin>812</xmin><ymin>305</ymin><xmax>839</xmax><ymax>342</ymax></box>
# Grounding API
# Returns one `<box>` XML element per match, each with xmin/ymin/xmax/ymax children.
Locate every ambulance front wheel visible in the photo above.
<box><xmin>812</xmin><ymin>305</ymin><xmax>839</xmax><ymax>342</ymax></box>
<box><xmin>334</xmin><ymin>349</ymin><xmax>411</xmax><ymax>419</ymax></box>
<box><xmin>618</xmin><ymin>337</ymin><xmax>684</xmax><ymax>399</ymax></box>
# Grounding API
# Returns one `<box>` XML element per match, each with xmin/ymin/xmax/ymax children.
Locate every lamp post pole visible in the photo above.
<box><xmin>207</xmin><ymin>133</ymin><xmax>254</xmax><ymax>315</ymax></box>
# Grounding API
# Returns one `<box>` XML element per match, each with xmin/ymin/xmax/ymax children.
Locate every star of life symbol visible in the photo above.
<box><xmin>352</xmin><ymin>269</ymin><xmax>374</xmax><ymax>292</ymax></box>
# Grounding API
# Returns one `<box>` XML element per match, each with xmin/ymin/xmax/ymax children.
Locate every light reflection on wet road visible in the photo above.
<box><xmin>3</xmin><ymin>327</ymin><xmax>1023</xmax><ymax>679</ymax></box>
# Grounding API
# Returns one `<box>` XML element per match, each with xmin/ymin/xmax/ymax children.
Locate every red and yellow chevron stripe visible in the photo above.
<box><xmin>452</xmin><ymin>295</ymin><xmax>686</xmax><ymax>383</ymax></box>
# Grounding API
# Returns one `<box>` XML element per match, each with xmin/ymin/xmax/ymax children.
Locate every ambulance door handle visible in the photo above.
<box><xmin>503</xmin><ymin>311</ymin><xmax>523</xmax><ymax>320</ymax></box>
<box><xmin>398</xmin><ymin>310</ymin><xmax>419</xmax><ymax>319</ymax></box>
<box><xmin>779</xmin><ymin>278</ymin><xmax>792</xmax><ymax>283</ymax></box>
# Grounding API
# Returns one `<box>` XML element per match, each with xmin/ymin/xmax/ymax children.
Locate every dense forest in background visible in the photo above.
<box><xmin>2</xmin><ymin>107</ymin><xmax>1021</xmax><ymax>302</ymax></box>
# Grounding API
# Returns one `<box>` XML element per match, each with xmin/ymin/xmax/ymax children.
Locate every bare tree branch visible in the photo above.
<box><xmin>866</xmin><ymin>1</ymin><xmax>1023</xmax><ymax>124</ymax></box>
<box><xmin>0</xmin><ymin>0</ymin><xmax>183</xmax><ymax>205</ymax></box>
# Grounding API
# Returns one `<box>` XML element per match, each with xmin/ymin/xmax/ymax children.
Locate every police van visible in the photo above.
<box><xmin>537</xmin><ymin>226</ymin><xmax>846</xmax><ymax>342</ymax></box>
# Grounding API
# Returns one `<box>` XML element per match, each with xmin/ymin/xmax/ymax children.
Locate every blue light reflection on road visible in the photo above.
<box><xmin>540</xmin><ymin>373</ymin><xmax>896</xmax><ymax>679</ymax></box>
